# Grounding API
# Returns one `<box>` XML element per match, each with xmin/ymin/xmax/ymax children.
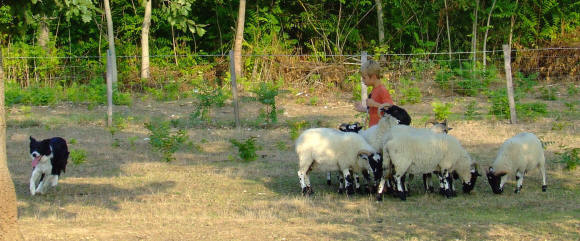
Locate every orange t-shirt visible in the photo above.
<box><xmin>368</xmin><ymin>85</ymin><xmax>393</xmax><ymax>127</ymax></box>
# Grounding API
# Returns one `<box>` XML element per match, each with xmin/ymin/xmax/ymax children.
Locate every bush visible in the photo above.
<box><xmin>516</xmin><ymin>102</ymin><xmax>547</xmax><ymax>121</ymax></box>
<box><xmin>251</xmin><ymin>82</ymin><xmax>284</xmax><ymax>124</ymax></box>
<box><xmin>145</xmin><ymin>120</ymin><xmax>188</xmax><ymax>162</ymax></box>
<box><xmin>464</xmin><ymin>101</ymin><xmax>478</xmax><ymax>120</ymax></box>
<box><xmin>70</xmin><ymin>149</ymin><xmax>87</xmax><ymax>165</ymax></box>
<box><xmin>397</xmin><ymin>78</ymin><xmax>422</xmax><ymax>105</ymax></box>
<box><xmin>554</xmin><ymin>146</ymin><xmax>579</xmax><ymax>170</ymax></box>
<box><xmin>230</xmin><ymin>136</ymin><xmax>261</xmax><ymax>162</ymax></box>
<box><xmin>287</xmin><ymin>120</ymin><xmax>308</xmax><ymax>140</ymax></box>
<box><xmin>539</xmin><ymin>86</ymin><xmax>558</xmax><ymax>100</ymax></box>
<box><xmin>432</xmin><ymin>101</ymin><xmax>453</xmax><ymax>121</ymax></box>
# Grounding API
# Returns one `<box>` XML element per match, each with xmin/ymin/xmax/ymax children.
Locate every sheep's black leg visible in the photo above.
<box><xmin>395</xmin><ymin>174</ymin><xmax>406</xmax><ymax>201</ymax></box>
<box><xmin>515</xmin><ymin>171</ymin><xmax>523</xmax><ymax>193</ymax></box>
<box><xmin>345</xmin><ymin>174</ymin><xmax>355</xmax><ymax>195</ymax></box>
<box><xmin>338</xmin><ymin>174</ymin><xmax>345</xmax><ymax>194</ymax></box>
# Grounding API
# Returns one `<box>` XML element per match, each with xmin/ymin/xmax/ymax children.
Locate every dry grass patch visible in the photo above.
<box><xmin>6</xmin><ymin>95</ymin><xmax>580</xmax><ymax>240</ymax></box>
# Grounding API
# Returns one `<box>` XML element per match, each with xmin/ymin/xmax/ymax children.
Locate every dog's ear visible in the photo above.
<box><xmin>30</xmin><ymin>136</ymin><xmax>37</xmax><ymax>143</ymax></box>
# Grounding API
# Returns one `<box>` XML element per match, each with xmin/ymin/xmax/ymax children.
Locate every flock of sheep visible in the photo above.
<box><xmin>295</xmin><ymin>105</ymin><xmax>547</xmax><ymax>201</ymax></box>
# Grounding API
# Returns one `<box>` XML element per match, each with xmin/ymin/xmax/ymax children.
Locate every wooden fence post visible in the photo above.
<box><xmin>361</xmin><ymin>51</ymin><xmax>368</xmax><ymax>109</ymax></box>
<box><xmin>106</xmin><ymin>49</ymin><xmax>113</xmax><ymax>127</ymax></box>
<box><xmin>229</xmin><ymin>50</ymin><xmax>241</xmax><ymax>129</ymax></box>
<box><xmin>502</xmin><ymin>44</ymin><xmax>517</xmax><ymax>124</ymax></box>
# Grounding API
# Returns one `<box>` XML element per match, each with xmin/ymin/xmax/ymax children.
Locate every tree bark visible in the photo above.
<box><xmin>471</xmin><ymin>0</ymin><xmax>480</xmax><ymax>65</ymax></box>
<box><xmin>444</xmin><ymin>0</ymin><xmax>452</xmax><ymax>61</ymax></box>
<box><xmin>104</xmin><ymin>0</ymin><xmax>118</xmax><ymax>83</ymax></box>
<box><xmin>141</xmin><ymin>0</ymin><xmax>152</xmax><ymax>79</ymax></box>
<box><xmin>37</xmin><ymin>14</ymin><xmax>50</xmax><ymax>51</ymax></box>
<box><xmin>234</xmin><ymin>0</ymin><xmax>246</xmax><ymax>79</ymax></box>
<box><xmin>509</xmin><ymin>0</ymin><xmax>519</xmax><ymax>47</ymax></box>
<box><xmin>483</xmin><ymin>0</ymin><xmax>497</xmax><ymax>68</ymax></box>
<box><xmin>0</xmin><ymin>44</ymin><xmax>24</xmax><ymax>241</ymax></box>
<box><xmin>375</xmin><ymin>0</ymin><xmax>385</xmax><ymax>61</ymax></box>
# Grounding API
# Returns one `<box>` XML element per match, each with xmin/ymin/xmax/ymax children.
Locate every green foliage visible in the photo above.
<box><xmin>487</xmin><ymin>89</ymin><xmax>512</xmax><ymax>119</ymax></box>
<box><xmin>69</xmin><ymin>149</ymin><xmax>87</xmax><ymax>165</ymax></box>
<box><xmin>397</xmin><ymin>78</ymin><xmax>422</xmax><ymax>105</ymax></box>
<box><xmin>145</xmin><ymin>120</ymin><xmax>188</xmax><ymax>162</ymax></box>
<box><xmin>287</xmin><ymin>120</ymin><xmax>308</xmax><ymax>141</ymax></box>
<box><xmin>251</xmin><ymin>82</ymin><xmax>283</xmax><ymax>124</ymax></box>
<box><xmin>229</xmin><ymin>137</ymin><xmax>261</xmax><ymax>162</ymax></box>
<box><xmin>191</xmin><ymin>88</ymin><xmax>229</xmax><ymax>123</ymax></box>
<box><xmin>432</xmin><ymin>101</ymin><xmax>453</xmax><ymax>121</ymax></box>
<box><xmin>539</xmin><ymin>86</ymin><xmax>558</xmax><ymax>100</ymax></box>
<box><xmin>514</xmin><ymin>72</ymin><xmax>539</xmax><ymax>93</ymax></box>
<box><xmin>566</xmin><ymin>83</ymin><xmax>578</xmax><ymax>96</ymax></box>
<box><xmin>553</xmin><ymin>146</ymin><xmax>580</xmax><ymax>170</ymax></box>
<box><xmin>436</xmin><ymin>63</ymin><xmax>499</xmax><ymax>96</ymax></box>
<box><xmin>516</xmin><ymin>102</ymin><xmax>548</xmax><ymax>121</ymax></box>
<box><xmin>464</xmin><ymin>101</ymin><xmax>478</xmax><ymax>120</ymax></box>
<box><xmin>275</xmin><ymin>141</ymin><xmax>288</xmax><ymax>151</ymax></box>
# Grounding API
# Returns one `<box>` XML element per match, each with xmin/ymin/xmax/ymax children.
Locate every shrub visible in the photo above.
<box><xmin>539</xmin><ymin>86</ymin><xmax>558</xmax><ymax>100</ymax></box>
<box><xmin>432</xmin><ymin>101</ymin><xmax>453</xmax><ymax>121</ymax></box>
<box><xmin>567</xmin><ymin>83</ymin><xmax>579</xmax><ymax>96</ymax></box>
<box><xmin>397</xmin><ymin>78</ymin><xmax>422</xmax><ymax>105</ymax></box>
<box><xmin>70</xmin><ymin>149</ymin><xmax>87</xmax><ymax>165</ymax></box>
<box><xmin>554</xmin><ymin>146</ymin><xmax>579</xmax><ymax>170</ymax></box>
<box><xmin>191</xmin><ymin>88</ymin><xmax>229</xmax><ymax>123</ymax></box>
<box><xmin>229</xmin><ymin>136</ymin><xmax>261</xmax><ymax>162</ymax></box>
<box><xmin>516</xmin><ymin>102</ymin><xmax>547</xmax><ymax>121</ymax></box>
<box><xmin>251</xmin><ymin>82</ymin><xmax>283</xmax><ymax>124</ymax></box>
<box><xmin>287</xmin><ymin>120</ymin><xmax>308</xmax><ymax>140</ymax></box>
<box><xmin>145</xmin><ymin>120</ymin><xmax>188</xmax><ymax>162</ymax></box>
<box><xmin>464</xmin><ymin>101</ymin><xmax>478</xmax><ymax>120</ymax></box>
<box><xmin>514</xmin><ymin>72</ymin><xmax>538</xmax><ymax>93</ymax></box>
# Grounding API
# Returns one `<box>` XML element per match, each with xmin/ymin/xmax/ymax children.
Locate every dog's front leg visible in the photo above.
<box><xmin>29</xmin><ymin>169</ymin><xmax>42</xmax><ymax>196</ymax></box>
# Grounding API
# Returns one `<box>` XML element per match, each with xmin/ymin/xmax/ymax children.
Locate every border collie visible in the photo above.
<box><xmin>29</xmin><ymin>136</ymin><xmax>69</xmax><ymax>195</ymax></box>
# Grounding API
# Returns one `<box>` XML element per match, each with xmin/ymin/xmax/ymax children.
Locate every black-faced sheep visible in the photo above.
<box><xmin>296</xmin><ymin>128</ymin><xmax>382</xmax><ymax>196</ymax></box>
<box><xmin>375</xmin><ymin>125</ymin><xmax>479</xmax><ymax>201</ymax></box>
<box><xmin>486</xmin><ymin>132</ymin><xmax>547</xmax><ymax>194</ymax></box>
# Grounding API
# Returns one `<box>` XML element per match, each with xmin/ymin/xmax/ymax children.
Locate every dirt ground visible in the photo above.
<box><xmin>5</xmin><ymin>92</ymin><xmax>580</xmax><ymax>240</ymax></box>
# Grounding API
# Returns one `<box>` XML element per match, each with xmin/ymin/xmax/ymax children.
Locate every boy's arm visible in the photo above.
<box><xmin>366</xmin><ymin>98</ymin><xmax>392</xmax><ymax>108</ymax></box>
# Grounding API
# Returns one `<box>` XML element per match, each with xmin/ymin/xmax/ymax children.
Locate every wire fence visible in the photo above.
<box><xmin>2</xmin><ymin>47</ymin><xmax>579</xmax><ymax>122</ymax></box>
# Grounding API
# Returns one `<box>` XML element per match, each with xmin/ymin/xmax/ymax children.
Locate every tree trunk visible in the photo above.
<box><xmin>509</xmin><ymin>0</ymin><xmax>519</xmax><ymax>47</ymax></box>
<box><xmin>37</xmin><ymin>14</ymin><xmax>50</xmax><ymax>51</ymax></box>
<box><xmin>375</xmin><ymin>0</ymin><xmax>385</xmax><ymax>61</ymax></box>
<box><xmin>234</xmin><ymin>0</ymin><xmax>246</xmax><ymax>79</ymax></box>
<box><xmin>444</xmin><ymin>0</ymin><xmax>452</xmax><ymax>61</ymax></box>
<box><xmin>471</xmin><ymin>0</ymin><xmax>480</xmax><ymax>65</ymax></box>
<box><xmin>104</xmin><ymin>0</ymin><xmax>117</xmax><ymax>83</ymax></box>
<box><xmin>0</xmin><ymin>45</ymin><xmax>24</xmax><ymax>241</ymax></box>
<box><xmin>141</xmin><ymin>0</ymin><xmax>152</xmax><ymax>80</ymax></box>
<box><xmin>483</xmin><ymin>0</ymin><xmax>497</xmax><ymax>69</ymax></box>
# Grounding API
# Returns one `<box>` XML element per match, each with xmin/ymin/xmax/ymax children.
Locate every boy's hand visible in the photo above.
<box><xmin>354</xmin><ymin>102</ymin><xmax>367</xmax><ymax>112</ymax></box>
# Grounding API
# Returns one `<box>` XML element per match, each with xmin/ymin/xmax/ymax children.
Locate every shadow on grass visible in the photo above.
<box><xmin>16</xmin><ymin>181</ymin><xmax>176</xmax><ymax>219</ymax></box>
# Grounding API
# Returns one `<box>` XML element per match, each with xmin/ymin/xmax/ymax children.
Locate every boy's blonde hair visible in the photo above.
<box><xmin>361</xmin><ymin>59</ymin><xmax>381</xmax><ymax>77</ymax></box>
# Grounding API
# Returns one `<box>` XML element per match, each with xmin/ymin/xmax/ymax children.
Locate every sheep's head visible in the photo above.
<box><xmin>462</xmin><ymin>164</ymin><xmax>481</xmax><ymax>194</ymax></box>
<box><xmin>360</xmin><ymin>152</ymin><xmax>383</xmax><ymax>182</ymax></box>
<box><xmin>486</xmin><ymin>167</ymin><xmax>507</xmax><ymax>194</ymax></box>
<box><xmin>339</xmin><ymin>122</ymin><xmax>363</xmax><ymax>133</ymax></box>
<box><xmin>427</xmin><ymin>119</ymin><xmax>453</xmax><ymax>134</ymax></box>
<box><xmin>379</xmin><ymin>105</ymin><xmax>411</xmax><ymax>125</ymax></box>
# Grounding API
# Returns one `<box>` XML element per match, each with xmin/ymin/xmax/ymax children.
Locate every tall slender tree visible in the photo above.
<box><xmin>104</xmin><ymin>0</ymin><xmax>117</xmax><ymax>83</ymax></box>
<box><xmin>444</xmin><ymin>0</ymin><xmax>452</xmax><ymax>60</ymax></box>
<box><xmin>234</xmin><ymin>0</ymin><xmax>246</xmax><ymax>79</ymax></box>
<box><xmin>471</xmin><ymin>0</ymin><xmax>480</xmax><ymax>65</ymax></box>
<box><xmin>482</xmin><ymin>0</ymin><xmax>497</xmax><ymax>68</ymax></box>
<box><xmin>141</xmin><ymin>0</ymin><xmax>152</xmax><ymax>80</ymax></box>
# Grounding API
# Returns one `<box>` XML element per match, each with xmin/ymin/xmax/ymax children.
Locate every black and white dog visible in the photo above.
<box><xmin>29</xmin><ymin>136</ymin><xmax>69</xmax><ymax>196</ymax></box>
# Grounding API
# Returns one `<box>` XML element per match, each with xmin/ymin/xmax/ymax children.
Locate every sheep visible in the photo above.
<box><xmin>296</xmin><ymin>128</ymin><xmax>382</xmax><ymax>196</ymax></box>
<box><xmin>486</xmin><ymin>132</ymin><xmax>547</xmax><ymax>194</ymax></box>
<box><xmin>374</xmin><ymin>125</ymin><xmax>479</xmax><ymax>201</ymax></box>
<box><xmin>419</xmin><ymin>120</ymin><xmax>454</xmax><ymax>193</ymax></box>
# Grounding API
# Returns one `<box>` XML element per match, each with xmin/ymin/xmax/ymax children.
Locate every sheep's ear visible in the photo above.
<box><xmin>30</xmin><ymin>136</ymin><xmax>37</xmax><ymax>143</ymax></box>
<box><xmin>447</xmin><ymin>127</ymin><xmax>453</xmax><ymax>131</ymax></box>
<box><xmin>357</xmin><ymin>151</ymin><xmax>371</xmax><ymax>159</ymax></box>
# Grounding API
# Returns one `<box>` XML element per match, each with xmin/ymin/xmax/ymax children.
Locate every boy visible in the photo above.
<box><xmin>354</xmin><ymin>59</ymin><xmax>394</xmax><ymax>127</ymax></box>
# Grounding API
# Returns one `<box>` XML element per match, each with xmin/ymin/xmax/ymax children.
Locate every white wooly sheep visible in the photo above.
<box><xmin>359</xmin><ymin>114</ymin><xmax>401</xmax><ymax>152</ymax></box>
<box><xmin>419</xmin><ymin>120</ymin><xmax>454</xmax><ymax>193</ymax></box>
<box><xmin>486</xmin><ymin>132</ymin><xmax>547</xmax><ymax>194</ymax></box>
<box><xmin>296</xmin><ymin>128</ymin><xmax>381</xmax><ymax>196</ymax></box>
<box><xmin>376</xmin><ymin>125</ymin><xmax>478</xmax><ymax>201</ymax></box>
